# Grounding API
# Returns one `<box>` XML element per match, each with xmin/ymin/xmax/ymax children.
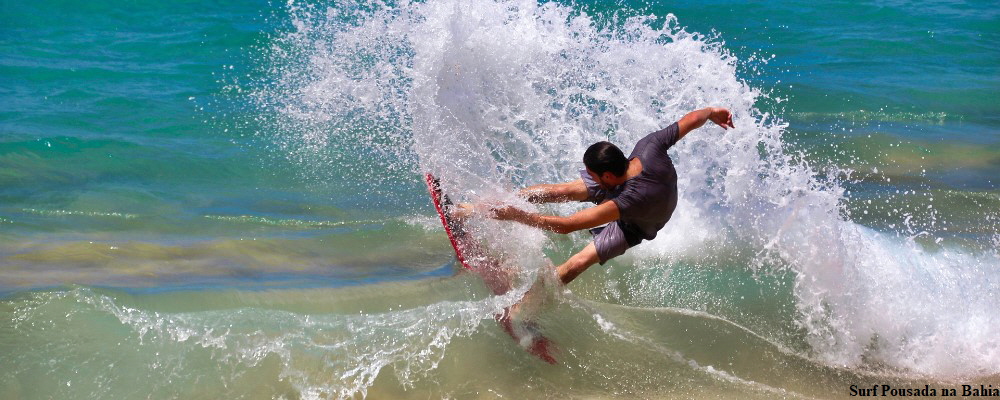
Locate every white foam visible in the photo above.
<box><xmin>69</xmin><ymin>286</ymin><xmax>525</xmax><ymax>399</ymax></box>
<box><xmin>255</xmin><ymin>0</ymin><xmax>1000</xmax><ymax>383</ymax></box>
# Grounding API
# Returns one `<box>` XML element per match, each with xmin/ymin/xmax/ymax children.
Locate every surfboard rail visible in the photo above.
<box><xmin>424</xmin><ymin>174</ymin><xmax>473</xmax><ymax>271</ymax></box>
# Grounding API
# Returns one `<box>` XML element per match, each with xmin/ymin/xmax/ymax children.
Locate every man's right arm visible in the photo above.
<box><xmin>491</xmin><ymin>198</ymin><xmax>619</xmax><ymax>234</ymax></box>
<box><xmin>519</xmin><ymin>179</ymin><xmax>589</xmax><ymax>203</ymax></box>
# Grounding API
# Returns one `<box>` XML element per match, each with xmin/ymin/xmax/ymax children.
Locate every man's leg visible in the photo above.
<box><xmin>556</xmin><ymin>242</ymin><xmax>601</xmax><ymax>285</ymax></box>
<box><xmin>507</xmin><ymin>242</ymin><xmax>600</xmax><ymax>320</ymax></box>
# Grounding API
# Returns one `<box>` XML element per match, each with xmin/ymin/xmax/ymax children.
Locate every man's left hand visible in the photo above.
<box><xmin>708</xmin><ymin>107</ymin><xmax>735</xmax><ymax>129</ymax></box>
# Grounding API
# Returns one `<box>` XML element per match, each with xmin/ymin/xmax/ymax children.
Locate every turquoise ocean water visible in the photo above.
<box><xmin>2</xmin><ymin>0</ymin><xmax>999</xmax><ymax>398</ymax></box>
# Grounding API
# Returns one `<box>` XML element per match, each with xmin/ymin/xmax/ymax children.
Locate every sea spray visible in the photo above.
<box><xmin>249</xmin><ymin>0</ymin><xmax>1000</xmax><ymax>389</ymax></box>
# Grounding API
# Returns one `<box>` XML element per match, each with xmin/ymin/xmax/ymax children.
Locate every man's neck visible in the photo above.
<box><xmin>625</xmin><ymin>157</ymin><xmax>643</xmax><ymax>179</ymax></box>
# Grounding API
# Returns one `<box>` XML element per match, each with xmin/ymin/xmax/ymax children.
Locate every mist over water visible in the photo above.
<box><xmin>3</xmin><ymin>0</ymin><xmax>999</xmax><ymax>398</ymax></box>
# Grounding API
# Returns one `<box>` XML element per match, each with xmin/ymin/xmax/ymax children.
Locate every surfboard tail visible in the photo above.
<box><xmin>495</xmin><ymin>310</ymin><xmax>558</xmax><ymax>364</ymax></box>
<box><xmin>528</xmin><ymin>337</ymin><xmax>558</xmax><ymax>365</ymax></box>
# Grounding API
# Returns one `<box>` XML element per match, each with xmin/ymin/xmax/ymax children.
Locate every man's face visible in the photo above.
<box><xmin>586</xmin><ymin>168</ymin><xmax>616</xmax><ymax>190</ymax></box>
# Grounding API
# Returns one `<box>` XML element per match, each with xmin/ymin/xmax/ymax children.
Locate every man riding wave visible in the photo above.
<box><xmin>487</xmin><ymin>107</ymin><xmax>734</xmax><ymax>284</ymax></box>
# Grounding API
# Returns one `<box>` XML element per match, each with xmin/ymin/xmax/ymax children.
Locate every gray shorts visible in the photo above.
<box><xmin>590</xmin><ymin>222</ymin><xmax>636</xmax><ymax>264</ymax></box>
<box><xmin>581</xmin><ymin>170</ymin><xmax>642</xmax><ymax>264</ymax></box>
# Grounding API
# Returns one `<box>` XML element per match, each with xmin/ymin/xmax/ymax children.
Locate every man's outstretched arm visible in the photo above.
<box><xmin>454</xmin><ymin>179</ymin><xmax>588</xmax><ymax>217</ymax></box>
<box><xmin>491</xmin><ymin>200</ymin><xmax>619</xmax><ymax>234</ymax></box>
<box><xmin>677</xmin><ymin>107</ymin><xmax>734</xmax><ymax>140</ymax></box>
<box><xmin>518</xmin><ymin>179</ymin><xmax>589</xmax><ymax>203</ymax></box>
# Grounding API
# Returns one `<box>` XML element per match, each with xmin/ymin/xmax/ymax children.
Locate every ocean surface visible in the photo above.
<box><xmin>2</xmin><ymin>0</ymin><xmax>999</xmax><ymax>398</ymax></box>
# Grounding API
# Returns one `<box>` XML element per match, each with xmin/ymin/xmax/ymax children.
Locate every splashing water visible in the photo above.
<box><xmin>5</xmin><ymin>284</ymin><xmax>532</xmax><ymax>399</ymax></box>
<box><xmin>250</xmin><ymin>0</ymin><xmax>1000</xmax><ymax>386</ymax></box>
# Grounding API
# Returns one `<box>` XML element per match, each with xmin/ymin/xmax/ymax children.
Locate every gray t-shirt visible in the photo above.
<box><xmin>583</xmin><ymin>122</ymin><xmax>680</xmax><ymax>244</ymax></box>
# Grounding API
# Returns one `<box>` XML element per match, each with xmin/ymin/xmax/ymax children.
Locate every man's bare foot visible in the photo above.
<box><xmin>507</xmin><ymin>301</ymin><xmax>524</xmax><ymax>321</ymax></box>
<box><xmin>507</xmin><ymin>270</ymin><xmax>555</xmax><ymax>321</ymax></box>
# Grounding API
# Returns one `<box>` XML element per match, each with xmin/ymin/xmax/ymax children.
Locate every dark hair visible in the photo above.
<box><xmin>583</xmin><ymin>141</ymin><xmax>627</xmax><ymax>177</ymax></box>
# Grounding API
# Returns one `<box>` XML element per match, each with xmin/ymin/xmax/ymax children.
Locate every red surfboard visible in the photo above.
<box><xmin>425</xmin><ymin>173</ymin><xmax>556</xmax><ymax>364</ymax></box>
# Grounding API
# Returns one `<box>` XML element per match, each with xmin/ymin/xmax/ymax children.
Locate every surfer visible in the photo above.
<box><xmin>489</xmin><ymin>107</ymin><xmax>734</xmax><ymax>284</ymax></box>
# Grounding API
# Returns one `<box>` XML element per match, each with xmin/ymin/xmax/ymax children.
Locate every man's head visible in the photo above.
<box><xmin>583</xmin><ymin>141</ymin><xmax>628</xmax><ymax>189</ymax></box>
